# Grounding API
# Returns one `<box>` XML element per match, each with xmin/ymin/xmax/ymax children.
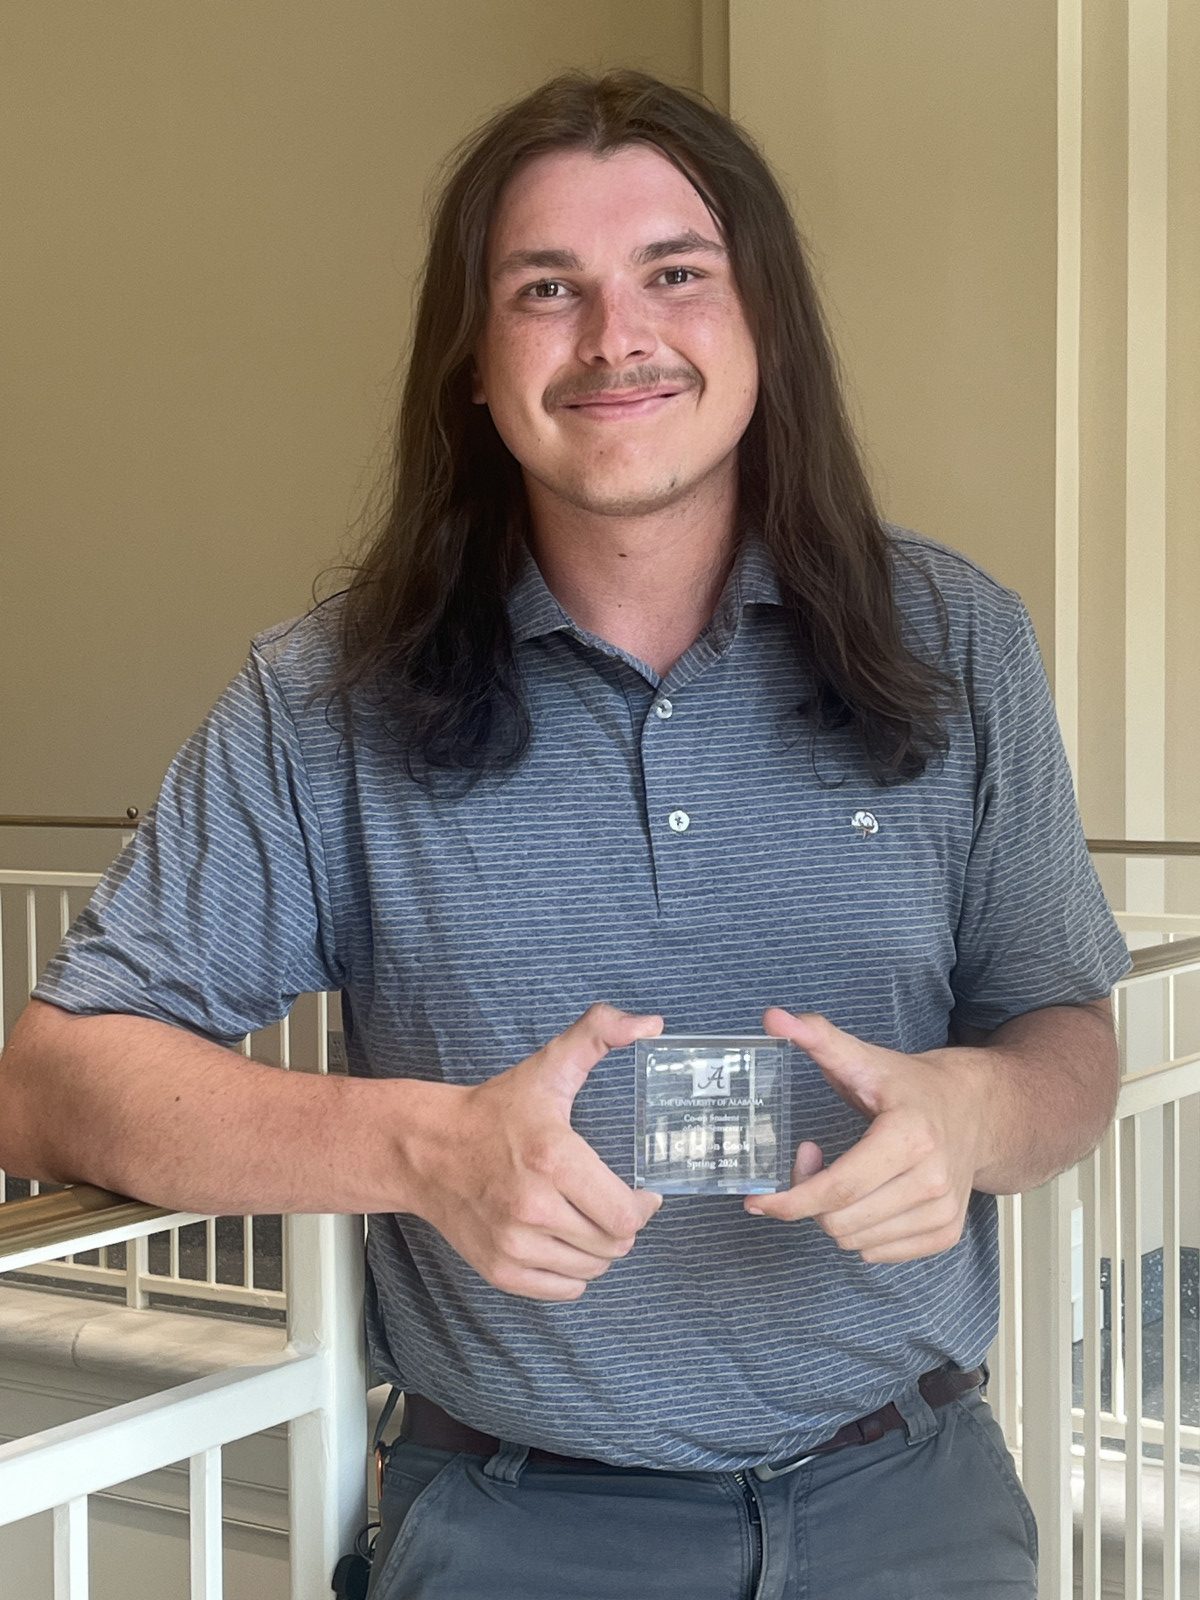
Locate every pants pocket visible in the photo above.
<box><xmin>953</xmin><ymin>1391</ymin><xmax>1039</xmax><ymax>1566</ymax></box>
<box><xmin>366</xmin><ymin>1444</ymin><xmax>466</xmax><ymax>1599</ymax></box>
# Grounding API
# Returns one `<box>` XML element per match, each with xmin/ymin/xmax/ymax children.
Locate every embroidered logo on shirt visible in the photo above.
<box><xmin>851</xmin><ymin>809</ymin><xmax>879</xmax><ymax>840</ymax></box>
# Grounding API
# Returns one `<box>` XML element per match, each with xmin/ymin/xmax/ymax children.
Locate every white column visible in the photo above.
<box><xmin>285</xmin><ymin>1212</ymin><xmax>368</xmax><ymax>1600</ymax></box>
<box><xmin>1019</xmin><ymin>1175</ymin><xmax>1075</xmax><ymax>1600</ymax></box>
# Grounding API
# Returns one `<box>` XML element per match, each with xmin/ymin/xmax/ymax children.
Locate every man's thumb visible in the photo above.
<box><xmin>765</xmin><ymin>1008</ymin><xmax>884</xmax><ymax>1117</ymax></box>
<box><xmin>539</xmin><ymin>1003</ymin><xmax>664</xmax><ymax>1107</ymax></box>
<box><xmin>792</xmin><ymin>1140</ymin><xmax>825</xmax><ymax>1183</ymax></box>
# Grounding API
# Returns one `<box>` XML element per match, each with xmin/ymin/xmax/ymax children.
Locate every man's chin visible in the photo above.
<box><xmin>551</xmin><ymin>473</ymin><xmax>699</xmax><ymax>520</ymax></box>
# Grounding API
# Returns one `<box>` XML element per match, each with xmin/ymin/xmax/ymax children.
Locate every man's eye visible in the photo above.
<box><xmin>660</xmin><ymin>267</ymin><xmax>700</xmax><ymax>286</ymax></box>
<box><xmin>524</xmin><ymin>280</ymin><xmax>568</xmax><ymax>299</ymax></box>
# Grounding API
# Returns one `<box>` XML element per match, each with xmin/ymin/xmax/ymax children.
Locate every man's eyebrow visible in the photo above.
<box><xmin>492</xmin><ymin>247</ymin><xmax>584</xmax><ymax>280</ymax></box>
<box><xmin>632</xmin><ymin>231</ymin><xmax>726</xmax><ymax>266</ymax></box>
<box><xmin>491</xmin><ymin>230</ymin><xmax>726</xmax><ymax>281</ymax></box>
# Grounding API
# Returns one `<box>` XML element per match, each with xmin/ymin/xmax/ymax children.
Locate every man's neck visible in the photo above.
<box><xmin>526</xmin><ymin>481</ymin><xmax>741</xmax><ymax>680</ymax></box>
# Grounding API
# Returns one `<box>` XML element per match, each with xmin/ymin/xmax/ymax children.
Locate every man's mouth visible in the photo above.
<box><xmin>560</xmin><ymin>386</ymin><xmax>686</xmax><ymax>417</ymax></box>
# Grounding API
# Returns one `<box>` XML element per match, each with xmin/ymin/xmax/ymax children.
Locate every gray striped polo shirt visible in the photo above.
<box><xmin>34</xmin><ymin>527</ymin><xmax>1131</xmax><ymax>1471</ymax></box>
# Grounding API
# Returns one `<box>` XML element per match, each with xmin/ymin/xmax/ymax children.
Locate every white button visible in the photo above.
<box><xmin>668</xmin><ymin>810</ymin><xmax>691</xmax><ymax>833</ymax></box>
<box><xmin>655</xmin><ymin>698</ymin><xmax>674</xmax><ymax>720</ymax></box>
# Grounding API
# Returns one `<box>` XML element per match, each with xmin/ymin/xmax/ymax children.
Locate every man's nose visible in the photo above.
<box><xmin>574</xmin><ymin>285</ymin><xmax>657</xmax><ymax>368</ymax></box>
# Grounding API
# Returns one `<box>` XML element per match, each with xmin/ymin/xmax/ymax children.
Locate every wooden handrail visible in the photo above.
<box><xmin>1087</xmin><ymin>838</ymin><xmax>1200</xmax><ymax>856</ymax></box>
<box><xmin>1125</xmin><ymin>935</ymin><xmax>1200</xmax><ymax>980</ymax></box>
<box><xmin>0</xmin><ymin>811</ymin><xmax>140</xmax><ymax>830</ymax></box>
<box><xmin>0</xmin><ymin>1184</ymin><xmax>171</xmax><ymax>1257</ymax></box>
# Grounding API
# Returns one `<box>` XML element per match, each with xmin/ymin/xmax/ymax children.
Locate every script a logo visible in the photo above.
<box><xmin>691</xmin><ymin>1057</ymin><xmax>733</xmax><ymax>1098</ymax></box>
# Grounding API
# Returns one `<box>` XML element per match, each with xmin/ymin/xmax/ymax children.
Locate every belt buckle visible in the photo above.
<box><xmin>752</xmin><ymin>1449</ymin><xmax>819</xmax><ymax>1483</ymax></box>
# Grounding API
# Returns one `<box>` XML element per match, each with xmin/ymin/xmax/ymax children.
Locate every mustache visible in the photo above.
<box><xmin>546</xmin><ymin>365</ymin><xmax>700</xmax><ymax>408</ymax></box>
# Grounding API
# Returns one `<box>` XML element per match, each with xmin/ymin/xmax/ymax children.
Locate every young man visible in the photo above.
<box><xmin>0</xmin><ymin>72</ymin><xmax>1129</xmax><ymax>1598</ymax></box>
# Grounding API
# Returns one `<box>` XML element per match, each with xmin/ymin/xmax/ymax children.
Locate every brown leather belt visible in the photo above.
<box><xmin>394</xmin><ymin>1366</ymin><xmax>985</xmax><ymax>1475</ymax></box>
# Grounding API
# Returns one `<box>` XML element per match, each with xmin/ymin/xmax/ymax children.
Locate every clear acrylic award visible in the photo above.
<box><xmin>633</xmin><ymin>1035</ymin><xmax>792</xmax><ymax>1195</ymax></box>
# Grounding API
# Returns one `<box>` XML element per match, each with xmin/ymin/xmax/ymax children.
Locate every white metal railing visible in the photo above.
<box><xmin>1003</xmin><ymin>918</ymin><xmax>1200</xmax><ymax>1600</ymax></box>
<box><xmin>0</xmin><ymin>867</ymin><xmax>339</xmax><ymax>1315</ymax></box>
<box><xmin>0</xmin><ymin>1192</ymin><xmax>367</xmax><ymax>1600</ymax></box>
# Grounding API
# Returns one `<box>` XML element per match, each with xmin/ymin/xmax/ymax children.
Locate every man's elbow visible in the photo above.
<box><xmin>0</xmin><ymin>1000</ymin><xmax>77</xmax><ymax>1183</ymax></box>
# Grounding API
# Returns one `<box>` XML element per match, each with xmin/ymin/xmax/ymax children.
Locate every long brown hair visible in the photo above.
<box><xmin>312</xmin><ymin>70</ymin><xmax>956</xmax><ymax>787</ymax></box>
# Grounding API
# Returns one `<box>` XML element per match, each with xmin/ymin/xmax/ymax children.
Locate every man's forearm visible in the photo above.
<box><xmin>952</xmin><ymin>998</ymin><xmax>1119</xmax><ymax>1196</ymax></box>
<box><xmin>0</xmin><ymin>999</ymin><xmax>450</xmax><ymax>1216</ymax></box>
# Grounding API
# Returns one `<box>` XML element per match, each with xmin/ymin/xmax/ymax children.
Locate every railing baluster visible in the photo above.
<box><xmin>245</xmin><ymin>1215</ymin><xmax>256</xmax><ymax>1290</ymax></box>
<box><xmin>1082</xmin><ymin>1144</ymin><xmax>1102</xmax><ymax>1598</ymax></box>
<box><xmin>1120</xmin><ymin>1113</ymin><xmax>1144</xmax><ymax>1599</ymax></box>
<box><xmin>24</xmin><ymin>885</ymin><xmax>38</xmax><ymax>999</ymax></box>
<box><xmin>1160</xmin><ymin>1097</ymin><xmax>1181</xmax><ymax>1600</ymax></box>
<box><xmin>206</xmin><ymin>1217</ymin><xmax>217</xmax><ymax>1285</ymax></box>
<box><xmin>25</xmin><ymin>889</ymin><xmax>40</xmax><ymax>1198</ymax></box>
<box><xmin>126</xmin><ymin>1233</ymin><xmax>149</xmax><ymax>1309</ymax></box>
<box><xmin>190</xmin><ymin>1447</ymin><xmax>223</xmax><ymax>1600</ymax></box>
<box><xmin>1110</xmin><ymin>987</ymin><xmax>1126</xmax><ymax>1422</ymax></box>
<box><xmin>53</xmin><ymin>1495</ymin><xmax>89</xmax><ymax>1600</ymax></box>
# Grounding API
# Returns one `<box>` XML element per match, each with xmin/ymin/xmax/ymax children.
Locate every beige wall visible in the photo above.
<box><xmin>729</xmin><ymin>0</ymin><xmax>1059</xmax><ymax>659</ymax></box>
<box><xmin>5</xmin><ymin>0</ymin><xmax>1197</xmax><ymax>876</ymax></box>
<box><xmin>0</xmin><ymin>1</ymin><xmax>703</xmax><ymax>873</ymax></box>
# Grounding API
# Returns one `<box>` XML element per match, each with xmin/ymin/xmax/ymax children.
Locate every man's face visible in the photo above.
<box><xmin>473</xmin><ymin>143</ymin><xmax>759</xmax><ymax>521</ymax></box>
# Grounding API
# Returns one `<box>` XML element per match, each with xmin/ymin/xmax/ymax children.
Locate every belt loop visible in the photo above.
<box><xmin>893</xmin><ymin>1382</ymin><xmax>939</xmax><ymax>1446</ymax></box>
<box><xmin>482</xmin><ymin>1440</ymin><xmax>530</xmax><ymax>1485</ymax></box>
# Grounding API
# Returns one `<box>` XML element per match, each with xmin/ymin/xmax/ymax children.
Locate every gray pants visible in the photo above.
<box><xmin>366</xmin><ymin>1385</ymin><xmax>1038</xmax><ymax>1599</ymax></box>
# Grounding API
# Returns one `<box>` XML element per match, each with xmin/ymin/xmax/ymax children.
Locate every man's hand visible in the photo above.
<box><xmin>745</xmin><ymin>1007</ymin><xmax>989</xmax><ymax>1264</ymax></box>
<box><xmin>411</xmin><ymin>1003</ymin><xmax>665</xmax><ymax>1302</ymax></box>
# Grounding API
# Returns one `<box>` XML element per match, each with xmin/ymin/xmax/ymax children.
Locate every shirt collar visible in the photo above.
<box><xmin>506</xmin><ymin>533</ymin><xmax>783</xmax><ymax>647</ymax></box>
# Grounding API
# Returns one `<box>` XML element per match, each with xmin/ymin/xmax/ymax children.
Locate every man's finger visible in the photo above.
<box><xmin>858</xmin><ymin>1226</ymin><xmax>967</xmax><ymax>1266</ymax></box>
<box><xmin>537</xmin><ymin>1187</ymin><xmax>656</xmax><ymax>1259</ymax></box>
<box><xmin>763</xmin><ymin>1007</ymin><xmax>887</xmax><ymax>1116</ymax></box>
<box><xmin>538</xmin><ymin>1003</ymin><xmax>664</xmax><ymax>1107</ymax></box>
<box><xmin>509</xmin><ymin>1232</ymin><xmax>622</xmax><ymax>1281</ymax></box>
<box><xmin>746</xmin><ymin>1121</ymin><xmax>908</xmax><ymax>1222</ymax></box>
<box><xmin>558</xmin><ymin>1146</ymin><xmax>663</xmax><ymax>1242</ymax></box>
<box><xmin>491</xmin><ymin>1266</ymin><xmax>595</xmax><ymax>1302</ymax></box>
<box><xmin>838</xmin><ymin>1194</ymin><xmax>964</xmax><ymax>1253</ymax></box>
<box><xmin>822</xmin><ymin>1165</ymin><xmax>951</xmax><ymax>1242</ymax></box>
<box><xmin>763</xmin><ymin>1008</ymin><xmax>862</xmax><ymax>1074</ymax></box>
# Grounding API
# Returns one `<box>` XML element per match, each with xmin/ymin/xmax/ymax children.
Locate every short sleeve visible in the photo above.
<box><xmin>950</xmin><ymin>604</ymin><xmax>1131</xmax><ymax>1032</ymax></box>
<box><xmin>32</xmin><ymin>646</ymin><xmax>344</xmax><ymax>1045</ymax></box>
